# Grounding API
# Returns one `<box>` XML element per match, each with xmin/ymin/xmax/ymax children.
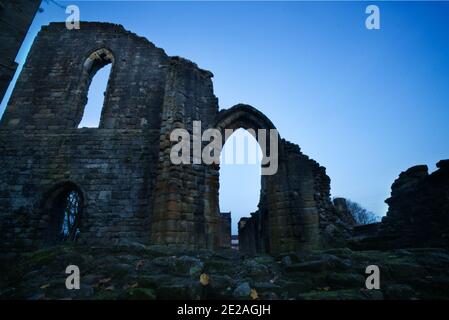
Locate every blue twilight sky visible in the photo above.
<box><xmin>1</xmin><ymin>1</ymin><xmax>449</xmax><ymax>234</ymax></box>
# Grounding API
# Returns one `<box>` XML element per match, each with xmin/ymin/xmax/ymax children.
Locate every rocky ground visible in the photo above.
<box><xmin>1</xmin><ymin>242</ymin><xmax>449</xmax><ymax>300</ymax></box>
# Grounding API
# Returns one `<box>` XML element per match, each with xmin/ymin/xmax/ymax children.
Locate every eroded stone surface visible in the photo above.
<box><xmin>351</xmin><ymin>160</ymin><xmax>449</xmax><ymax>250</ymax></box>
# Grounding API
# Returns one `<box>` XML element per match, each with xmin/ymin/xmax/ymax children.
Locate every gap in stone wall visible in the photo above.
<box><xmin>78</xmin><ymin>64</ymin><xmax>112</xmax><ymax>128</ymax></box>
<box><xmin>219</xmin><ymin>128</ymin><xmax>263</xmax><ymax>242</ymax></box>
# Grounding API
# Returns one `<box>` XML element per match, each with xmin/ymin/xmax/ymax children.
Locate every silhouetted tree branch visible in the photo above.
<box><xmin>345</xmin><ymin>199</ymin><xmax>380</xmax><ymax>225</ymax></box>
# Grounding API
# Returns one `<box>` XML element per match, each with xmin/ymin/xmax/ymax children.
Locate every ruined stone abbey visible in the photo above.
<box><xmin>0</xmin><ymin>22</ymin><xmax>448</xmax><ymax>254</ymax></box>
<box><xmin>0</xmin><ymin>23</ymin><xmax>356</xmax><ymax>253</ymax></box>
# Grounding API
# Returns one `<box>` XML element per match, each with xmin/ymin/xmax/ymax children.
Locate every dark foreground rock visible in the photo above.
<box><xmin>1</xmin><ymin>243</ymin><xmax>449</xmax><ymax>300</ymax></box>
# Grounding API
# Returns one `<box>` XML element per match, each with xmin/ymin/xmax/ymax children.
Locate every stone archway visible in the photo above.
<box><xmin>215</xmin><ymin>104</ymin><xmax>280</xmax><ymax>176</ymax></box>
<box><xmin>215</xmin><ymin>104</ymin><xmax>277</xmax><ymax>132</ymax></box>
<box><xmin>151</xmin><ymin>101</ymin><xmax>327</xmax><ymax>254</ymax></box>
<box><xmin>213</xmin><ymin>104</ymin><xmax>282</xmax><ymax>253</ymax></box>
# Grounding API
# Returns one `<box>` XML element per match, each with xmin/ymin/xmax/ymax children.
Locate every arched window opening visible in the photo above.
<box><xmin>43</xmin><ymin>183</ymin><xmax>83</xmax><ymax>244</ymax></box>
<box><xmin>78</xmin><ymin>48</ymin><xmax>114</xmax><ymax>128</ymax></box>
<box><xmin>219</xmin><ymin>128</ymin><xmax>263</xmax><ymax>248</ymax></box>
<box><xmin>60</xmin><ymin>190</ymin><xmax>81</xmax><ymax>241</ymax></box>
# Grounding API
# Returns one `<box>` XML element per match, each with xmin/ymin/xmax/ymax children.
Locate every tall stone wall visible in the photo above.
<box><xmin>0</xmin><ymin>23</ymin><xmax>170</xmax><ymax>250</ymax></box>
<box><xmin>150</xmin><ymin>56</ymin><xmax>220</xmax><ymax>250</ymax></box>
<box><xmin>0</xmin><ymin>0</ymin><xmax>42</xmax><ymax>102</ymax></box>
<box><xmin>0</xmin><ymin>22</ymin><xmax>352</xmax><ymax>254</ymax></box>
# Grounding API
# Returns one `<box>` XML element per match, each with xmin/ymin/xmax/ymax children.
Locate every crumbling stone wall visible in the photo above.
<box><xmin>0</xmin><ymin>23</ymin><xmax>169</xmax><ymax>249</ymax></box>
<box><xmin>149</xmin><ymin>56</ymin><xmax>220</xmax><ymax>250</ymax></box>
<box><xmin>0</xmin><ymin>0</ymin><xmax>42</xmax><ymax>102</ymax></box>
<box><xmin>0</xmin><ymin>22</ymin><xmax>351</xmax><ymax>254</ymax></box>
<box><xmin>350</xmin><ymin>160</ymin><xmax>449</xmax><ymax>250</ymax></box>
<box><xmin>238</xmin><ymin>215</ymin><xmax>258</xmax><ymax>254</ymax></box>
<box><xmin>238</xmin><ymin>140</ymin><xmax>354</xmax><ymax>254</ymax></box>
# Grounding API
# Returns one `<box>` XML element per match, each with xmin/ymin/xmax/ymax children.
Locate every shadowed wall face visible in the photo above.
<box><xmin>351</xmin><ymin>160</ymin><xmax>449</xmax><ymax>250</ymax></box>
<box><xmin>0</xmin><ymin>0</ymin><xmax>42</xmax><ymax>102</ymax></box>
<box><xmin>0</xmin><ymin>23</ymin><xmax>169</xmax><ymax>248</ymax></box>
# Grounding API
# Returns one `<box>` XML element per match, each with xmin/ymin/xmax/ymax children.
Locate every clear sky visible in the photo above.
<box><xmin>1</xmin><ymin>1</ymin><xmax>449</xmax><ymax>234</ymax></box>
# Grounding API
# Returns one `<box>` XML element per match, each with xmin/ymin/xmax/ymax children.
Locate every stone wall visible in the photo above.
<box><xmin>218</xmin><ymin>212</ymin><xmax>231</xmax><ymax>248</ymax></box>
<box><xmin>0</xmin><ymin>0</ymin><xmax>41</xmax><ymax>102</ymax></box>
<box><xmin>238</xmin><ymin>215</ymin><xmax>258</xmax><ymax>254</ymax></box>
<box><xmin>238</xmin><ymin>140</ymin><xmax>355</xmax><ymax>254</ymax></box>
<box><xmin>149</xmin><ymin>56</ymin><xmax>220</xmax><ymax>250</ymax></box>
<box><xmin>0</xmin><ymin>22</ymin><xmax>352</xmax><ymax>254</ymax></box>
<box><xmin>350</xmin><ymin>160</ymin><xmax>449</xmax><ymax>250</ymax></box>
<box><xmin>0</xmin><ymin>22</ymin><xmax>169</xmax><ymax>250</ymax></box>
